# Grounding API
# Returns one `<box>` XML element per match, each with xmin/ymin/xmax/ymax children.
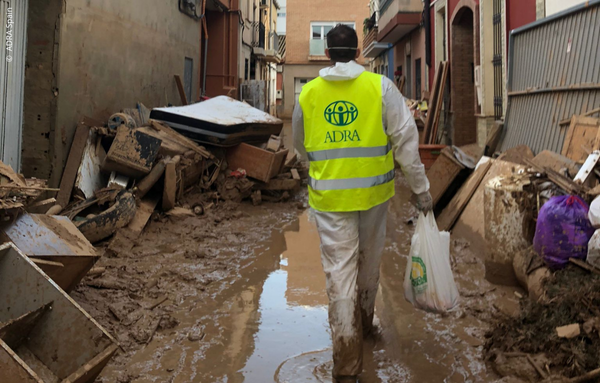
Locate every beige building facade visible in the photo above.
<box><xmin>281</xmin><ymin>0</ymin><xmax>371</xmax><ymax>118</ymax></box>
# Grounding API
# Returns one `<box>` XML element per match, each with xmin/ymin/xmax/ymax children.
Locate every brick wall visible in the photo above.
<box><xmin>286</xmin><ymin>0</ymin><xmax>370</xmax><ymax>64</ymax></box>
<box><xmin>450</xmin><ymin>9</ymin><xmax>477</xmax><ymax>145</ymax></box>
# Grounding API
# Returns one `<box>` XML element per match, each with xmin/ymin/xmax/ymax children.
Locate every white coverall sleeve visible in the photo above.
<box><xmin>382</xmin><ymin>77</ymin><xmax>430</xmax><ymax>195</ymax></box>
<box><xmin>292</xmin><ymin>103</ymin><xmax>308</xmax><ymax>161</ymax></box>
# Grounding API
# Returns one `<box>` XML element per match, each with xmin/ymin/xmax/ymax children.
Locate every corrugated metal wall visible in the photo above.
<box><xmin>0</xmin><ymin>0</ymin><xmax>27</xmax><ymax>171</ymax></box>
<box><xmin>500</xmin><ymin>1</ymin><xmax>600</xmax><ymax>154</ymax></box>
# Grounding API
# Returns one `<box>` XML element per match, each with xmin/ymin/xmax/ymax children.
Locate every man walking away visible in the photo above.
<box><xmin>292</xmin><ymin>24</ymin><xmax>432</xmax><ymax>382</ymax></box>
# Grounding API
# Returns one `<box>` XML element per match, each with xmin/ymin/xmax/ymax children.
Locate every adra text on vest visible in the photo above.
<box><xmin>324</xmin><ymin>130</ymin><xmax>361</xmax><ymax>143</ymax></box>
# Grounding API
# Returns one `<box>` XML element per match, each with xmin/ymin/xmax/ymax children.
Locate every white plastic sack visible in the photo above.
<box><xmin>587</xmin><ymin>229</ymin><xmax>600</xmax><ymax>269</ymax></box>
<box><xmin>589</xmin><ymin>196</ymin><xmax>600</xmax><ymax>229</ymax></box>
<box><xmin>404</xmin><ymin>212</ymin><xmax>460</xmax><ymax>313</ymax></box>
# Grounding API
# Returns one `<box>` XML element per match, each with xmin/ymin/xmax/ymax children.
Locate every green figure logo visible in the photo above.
<box><xmin>324</xmin><ymin>101</ymin><xmax>358</xmax><ymax>126</ymax></box>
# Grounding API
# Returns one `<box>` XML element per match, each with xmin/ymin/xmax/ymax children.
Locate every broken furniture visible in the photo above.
<box><xmin>0</xmin><ymin>243</ymin><xmax>118</xmax><ymax>383</ymax></box>
<box><xmin>1</xmin><ymin>213</ymin><xmax>99</xmax><ymax>292</ymax></box>
<box><xmin>561</xmin><ymin>115</ymin><xmax>600</xmax><ymax>163</ymax></box>
<box><xmin>226</xmin><ymin>143</ymin><xmax>289</xmax><ymax>183</ymax></box>
<box><xmin>0</xmin><ymin>161</ymin><xmax>53</xmax><ymax>223</ymax></box>
<box><xmin>150</xmin><ymin>96</ymin><xmax>284</xmax><ymax>147</ymax></box>
<box><xmin>427</xmin><ymin>147</ymin><xmax>465</xmax><ymax>207</ymax></box>
<box><xmin>102</xmin><ymin>126</ymin><xmax>162</xmax><ymax>178</ymax></box>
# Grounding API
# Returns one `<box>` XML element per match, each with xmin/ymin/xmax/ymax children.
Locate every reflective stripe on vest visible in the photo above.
<box><xmin>299</xmin><ymin>71</ymin><xmax>396</xmax><ymax>212</ymax></box>
<box><xmin>308</xmin><ymin>169</ymin><xmax>395</xmax><ymax>191</ymax></box>
<box><xmin>307</xmin><ymin>142</ymin><xmax>393</xmax><ymax>162</ymax></box>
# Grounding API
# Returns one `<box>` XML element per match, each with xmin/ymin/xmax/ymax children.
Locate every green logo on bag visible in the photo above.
<box><xmin>324</xmin><ymin>101</ymin><xmax>359</xmax><ymax>126</ymax></box>
<box><xmin>410</xmin><ymin>257</ymin><xmax>428</xmax><ymax>291</ymax></box>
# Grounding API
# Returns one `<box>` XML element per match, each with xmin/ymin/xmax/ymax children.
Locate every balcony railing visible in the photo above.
<box><xmin>252</xmin><ymin>22</ymin><xmax>266</xmax><ymax>49</ymax></box>
<box><xmin>272</xmin><ymin>32</ymin><xmax>280</xmax><ymax>52</ymax></box>
<box><xmin>363</xmin><ymin>26</ymin><xmax>379</xmax><ymax>51</ymax></box>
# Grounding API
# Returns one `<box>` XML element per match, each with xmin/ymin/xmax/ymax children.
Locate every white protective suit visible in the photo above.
<box><xmin>292</xmin><ymin>60</ymin><xmax>429</xmax><ymax>379</ymax></box>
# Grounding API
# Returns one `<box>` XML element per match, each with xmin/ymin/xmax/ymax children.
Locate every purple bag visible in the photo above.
<box><xmin>533</xmin><ymin>195</ymin><xmax>595</xmax><ymax>269</ymax></box>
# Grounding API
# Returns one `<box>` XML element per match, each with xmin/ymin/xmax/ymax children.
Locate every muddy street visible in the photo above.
<box><xmin>72</xmin><ymin>179</ymin><xmax>520</xmax><ymax>383</ymax></box>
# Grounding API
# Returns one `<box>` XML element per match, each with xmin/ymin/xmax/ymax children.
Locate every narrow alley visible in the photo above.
<box><xmin>74</xmin><ymin>177</ymin><xmax>515</xmax><ymax>383</ymax></box>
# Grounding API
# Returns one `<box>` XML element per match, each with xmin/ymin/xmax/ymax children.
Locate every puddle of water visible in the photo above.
<box><xmin>240</xmin><ymin>213</ymin><xmax>331</xmax><ymax>382</ymax></box>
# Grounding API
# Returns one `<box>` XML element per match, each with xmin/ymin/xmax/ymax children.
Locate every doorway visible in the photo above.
<box><xmin>450</xmin><ymin>6</ymin><xmax>477</xmax><ymax>146</ymax></box>
<box><xmin>0</xmin><ymin>0</ymin><xmax>28</xmax><ymax>171</ymax></box>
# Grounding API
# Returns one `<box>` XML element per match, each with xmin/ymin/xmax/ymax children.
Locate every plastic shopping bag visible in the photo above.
<box><xmin>404</xmin><ymin>212</ymin><xmax>460</xmax><ymax>313</ymax></box>
<box><xmin>533</xmin><ymin>195</ymin><xmax>594</xmax><ymax>269</ymax></box>
<box><xmin>587</xmin><ymin>229</ymin><xmax>600</xmax><ymax>269</ymax></box>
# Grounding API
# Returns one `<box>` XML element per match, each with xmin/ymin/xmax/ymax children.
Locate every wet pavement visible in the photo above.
<box><xmin>95</xmin><ymin>179</ymin><xmax>520</xmax><ymax>383</ymax></box>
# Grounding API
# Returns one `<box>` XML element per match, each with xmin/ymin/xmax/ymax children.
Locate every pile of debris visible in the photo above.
<box><xmin>0</xmin><ymin>96</ymin><xmax>305</xmax><ymax>383</ymax></box>
<box><xmin>0</xmin><ymin>161</ymin><xmax>54</xmax><ymax>221</ymax></box>
<box><xmin>425</xmin><ymin>111</ymin><xmax>600</xmax><ymax>382</ymax></box>
<box><xmin>50</xmin><ymin>96</ymin><xmax>303</xmax><ymax>247</ymax></box>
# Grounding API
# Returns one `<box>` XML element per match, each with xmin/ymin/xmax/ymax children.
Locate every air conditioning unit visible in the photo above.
<box><xmin>276</xmin><ymin>90</ymin><xmax>283</xmax><ymax>99</ymax></box>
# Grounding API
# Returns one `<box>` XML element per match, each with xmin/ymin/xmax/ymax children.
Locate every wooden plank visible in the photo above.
<box><xmin>147</xmin><ymin>120</ymin><xmax>212</xmax><ymax>159</ymax></box>
<box><xmin>291</xmin><ymin>169</ymin><xmax>301</xmax><ymax>181</ymax></box>
<box><xmin>26</xmin><ymin>198</ymin><xmax>57</xmax><ymax>214</ymax></box>
<box><xmin>162</xmin><ymin>156</ymin><xmax>180</xmax><ymax>211</ymax></box>
<box><xmin>429</xmin><ymin>62</ymin><xmax>449</xmax><ymax>145</ymax></box>
<box><xmin>561</xmin><ymin>116</ymin><xmax>600</xmax><ymax>162</ymax></box>
<box><xmin>484</xmin><ymin>122</ymin><xmax>503</xmax><ymax>156</ymax></box>
<box><xmin>569</xmin><ymin>257</ymin><xmax>600</xmax><ymax>276</ymax></box>
<box><xmin>128</xmin><ymin>195</ymin><xmax>160</xmax><ymax>236</ymax></box>
<box><xmin>56</xmin><ymin>124</ymin><xmax>91</xmax><ymax>207</ymax></box>
<box><xmin>423</xmin><ymin>63</ymin><xmax>444</xmax><ymax>144</ymax></box>
<box><xmin>174</xmin><ymin>75</ymin><xmax>188</xmax><ymax>106</ymax></box>
<box><xmin>31</xmin><ymin>259</ymin><xmax>64</xmax><ymax>268</ymax></box>
<box><xmin>427</xmin><ymin>147</ymin><xmax>464</xmax><ymax>206</ymax></box>
<box><xmin>559</xmin><ymin>107</ymin><xmax>600</xmax><ymax>125</ymax></box>
<box><xmin>437</xmin><ymin>160</ymin><xmax>492</xmax><ymax>231</ymax></box>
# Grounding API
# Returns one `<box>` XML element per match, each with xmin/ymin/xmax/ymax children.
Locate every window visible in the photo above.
<box><xmin>277</xmin><ymin>12</ymin><xmax>286</xmax><ymax>17</ymax></box>
<box><xmin>310</xmin><ymin>22</ymin><xmax>356</xmax><ymax>56</ymax></box>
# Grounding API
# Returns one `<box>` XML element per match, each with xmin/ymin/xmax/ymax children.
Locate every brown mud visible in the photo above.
<box><xmin>486</xmin><ymin>267</ymin><xmax>600</xmax><ymax>380</ymax></box>
<box><xmin>73</xmin><ymin>178</ymin><xmax>523</xmax><ymax>382</ymax></box>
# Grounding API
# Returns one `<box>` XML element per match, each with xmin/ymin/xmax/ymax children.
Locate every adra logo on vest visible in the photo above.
<box><xmin>324</xmin><ymin>101</ymin><xmax>359</xmax><ymax>126</ymax></box>
<box><xmin>324</xmin><ymin>130</ymin><xmax>361</xmax><ymax>143</ymax></box>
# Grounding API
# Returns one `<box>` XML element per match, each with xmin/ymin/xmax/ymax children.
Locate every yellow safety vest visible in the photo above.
<box><xmin>299</xmin><ymin>71</ymin><xmax>395</xmax><ymax>212</ymax></box>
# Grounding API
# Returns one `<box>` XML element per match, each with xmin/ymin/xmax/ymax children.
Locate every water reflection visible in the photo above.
<box><xmin>240</xmin><ymin>213</ymin><xmax>330</xmax><ymax>382</ymax></box>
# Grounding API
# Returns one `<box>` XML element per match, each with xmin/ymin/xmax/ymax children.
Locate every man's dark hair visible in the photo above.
<box><xmin>326</xmin><ymin>24</ymin><xmax>358</xmax><ymax>62</ymax></box>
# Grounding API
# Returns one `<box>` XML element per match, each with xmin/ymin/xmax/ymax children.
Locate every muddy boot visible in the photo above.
<box><xmin>333</xmin><ymin>375</ymin><xmax>358</xmax><ymax>383</ymax></box>
<box><xmin>361</xmin><ymin>314</ymin><xmax>380</xmax><ymax>339</ymax></box>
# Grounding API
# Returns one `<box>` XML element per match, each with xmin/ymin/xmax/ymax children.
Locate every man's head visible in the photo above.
<box><xmin>326</xmin><ymin>24</ymin><xmax>361</xmax><ymax>63</ymax></box>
